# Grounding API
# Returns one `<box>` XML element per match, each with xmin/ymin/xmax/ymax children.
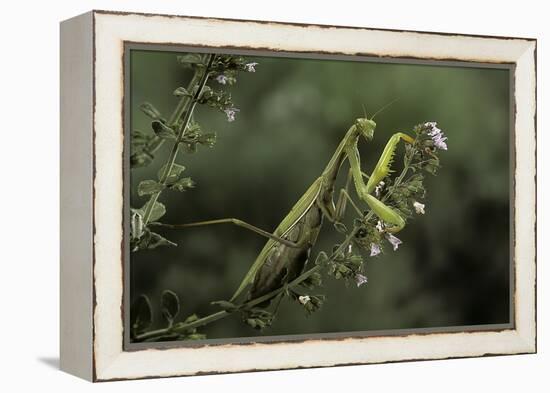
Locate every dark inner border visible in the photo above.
<box><xmin>122</xmin><ymin>42</ymin><xmax>516</xmax><ymax>352</ymax></box>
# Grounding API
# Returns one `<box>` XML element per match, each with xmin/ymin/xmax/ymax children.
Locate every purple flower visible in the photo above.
<box><xmin>216</xmin><ymin>74</ymin><xmax>228</xmax><ymax>85</ymax></box>
<box><xmin>355</xmin><ymin>273</ymin><xmax>368</xmax><ymax>287</ymax></box>
<box><xmin>385</xmin><ymin>233</ymin><xmax>402</xmax><ymax>251</ymax></box>
<box><xmin>432</xmin><ymin>134</ymin><xmax>448</xmax><ymax>150</ymax></box>
<box><xmin>424</xmin><ymin>121</ymin><xmax>448</xmax><ymax>150</ymax></box>
<box><xmin>224</xmin><ymin>107</ymin><xmax>240</xmax><ymax>122</ymax></box>
<box><xmin>244</xmin><ymin>62</ymin><xmax>258</xmax><ymax>72</ymax></box>
<box><xmin>370</xmin><ymin>243</ymin><xmax>381</xmax><ymax>257</ymax></box>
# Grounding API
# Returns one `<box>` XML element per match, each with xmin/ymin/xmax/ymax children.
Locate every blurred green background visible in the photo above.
<box><xmin>129</xmin><ymin>49</ymin><xmax>511</xmax><ymax>340</ymax></box>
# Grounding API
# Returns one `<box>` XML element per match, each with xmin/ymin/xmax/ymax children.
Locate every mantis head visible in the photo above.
<box><xmin>355</xmin><ymin>118</ymin><xmax>376</xmax><ymax>141</ymax></box>
<box><xmin>355</xmin><ymin>99</ymin><xmax>397</xmax><ymax>141</ymax></box>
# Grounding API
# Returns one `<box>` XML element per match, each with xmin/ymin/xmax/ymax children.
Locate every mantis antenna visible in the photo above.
<box><xmin>370</xmin><ymin>98</ymin><xmax>399</xmax><ymax>120</ymax></box>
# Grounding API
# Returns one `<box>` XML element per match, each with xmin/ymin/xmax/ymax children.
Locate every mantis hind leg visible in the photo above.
<box><xmin>153</xmin><ymin>218</ymin><xmax>302</xmax><ymax>248</ymax></box>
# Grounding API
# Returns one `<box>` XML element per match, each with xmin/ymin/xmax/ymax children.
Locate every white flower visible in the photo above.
<box><xmin>355</xmin><ymin>273</ymin><xmax>368</xmax><ymax>287</ymax></box>
<box><xmin>425</xmin><ymin>121</ymin><xmax>448</xmax><ymax>150</ymax></box>
<box><xmin>413</xmin><ymin>201</ymin><xmax>425</xmax><ymax>214</ymax></box>
<box><xmin>385</xmin><ymin>233</ymin><xmax>402</xmax><ymax>251</ymax></box>
<box><xmin>298</xmin><ymin>295</ymin><xmax>311</xmax><ymax>305</ymax></box>
<box><xmin>374</xmin><ymin>181</ymin><xmax>385</xmax><ymax>197</ymax></box>
<box><xmin>376</xmin><ymin>220</ymin><xmax>385</xmax><ymax>232</ymax></box>
<box><xmin>244</xmin><ymin>62</ymin><xmax>258</xmax><ymax>72</ymax></box>
<box><xmin>216</xmin><ymin>74</ymin><xmax>228</xmax><ymax>85</ymax></box>
<box><xmin>370</xmin><ymin>243</ymin><xmax>381</xmax><ymax>257</ymax></box>
<box><xmin>224</xmin><ymin>107</ymin><xmax>240</xmax><ymax>122</ymax></box>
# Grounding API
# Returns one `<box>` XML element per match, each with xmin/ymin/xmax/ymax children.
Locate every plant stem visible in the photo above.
<box><xmin>142</xmin><ymin>55</ymin><xmax>215</xmax><ymax>226</ymax></box>
<box><xmin>134</xmin><ymin>229</ymin><xmax>358</xmax><ymax>342</ymax></box>
<box><xmin>143</xmin><ymin>64</ymin><xmax>205</xmax><ymax>156</ymax></box>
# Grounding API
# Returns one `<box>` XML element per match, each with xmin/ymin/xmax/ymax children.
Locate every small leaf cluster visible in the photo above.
<box><xmin>130</xmin><ymin>203</ymin><xmax>176</xmax><ymax>252</ymax></box>
<box><xmin>300</xmin><ymin>295</ymin><xmax>324</xmax><ymax>315</ymax></box>
<box><xmin>411</xmin><ymin>122</ymin><xmax>444</xmax><ymax>175</ymax></box>
<box><xmin>176</xmin><ymin>53</ymin><xmax>208</xmax><ymax>69</ymax></box>
<box><xmin>130</xmin><ymin>103</ymin><xmax>166</xmax><ymax>168</ymax></box>
<box><xmin>242</xmin><ymin>308</ymin><xmax>274</xmax><ymax>330</ymax></box>
<box><xmin>289</xmin><ymin>290</ymin><xmax>325</xmax><ymax>316</ymax></box>
<box><xmin>300</xmin><ymin>271</ymin><xmax>322</xmax><ymax>290</ymax></box>
<box><xmin>210</xmin><ymin>54</ymin><xmax>257</xmax><ymax>86</ymax></box>
<box><xmin>130</xmin><ymin>291</ymin><xmax>206</xmax><ymax>342</ymax></box>
<box><xmin>327</xmin><ymin>244</ymin><xmax>364</xmax><ymax>282</ymax></box>
<box><xmin>137</xmin><ymin>164</ymin><xmax>195</xmax><ymax>198</ymax></box>
<box><xmin>180</xmin><ymin>120</ymin><xmax>217</xmax><ymax>153</ymax></box>
<box><xmin>388</xmin><ymin>173</ymin><xmax>426</xmax><ymax>218</ymax></box>
<box><xmin>352</xmin><ymin>218</ymin><xmax>384</xmax><ymax>254</ymax></box>
<box><xmin>211</xmin><ymin>300</ymin><xmax>274</xmax><ymax>331</ymax></box>
<box><xmin>130</xmin><ymin>129</ymin><xmax>155</xmax><ymax>168</ymax></box>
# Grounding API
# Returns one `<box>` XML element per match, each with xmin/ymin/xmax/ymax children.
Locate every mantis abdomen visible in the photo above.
<box><xmin>248</xmin><ymin>204</ymin><xmax>324</xmax><ymax>302</ymax></box>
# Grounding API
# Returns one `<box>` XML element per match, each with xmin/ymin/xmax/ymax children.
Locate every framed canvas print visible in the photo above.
<box><xmin>60</xmin><ymin>10</ymin><xmax>537</xmax><ymax>381</ymax></box>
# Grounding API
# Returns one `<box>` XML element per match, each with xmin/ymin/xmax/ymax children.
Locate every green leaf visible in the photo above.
<box><xmin>148</xmin><ymin>231</ymin><xmax>177</xmax><ymax>249</ymax></box>
<box><xmin>315</xmin><ymin>251</ymin><xmax>329</xmax><ymax>266</ymax></box>
<box><xmin>131</xmin><ymin>129</ymin><xmax>152</xmax><ymax>147</ymax></box>
<box><xmin>158</xmin><ymin>163</ymin><xmax>186</xmax><ymax>184</ymax></box>
<box><xmin>161</xmin><ymin>290</ymin><xmax>180</xmax><ymax>324</ymax></box>
<box><xmin>130</xmin><ymin>295</ymin><xmax>152</xmax><ymax>335</ymax></box>
<box><xmin>423</xmin><ymin>158</ymin><xmax>440</xmax><ymax>175</ymax></box>
<box><xmin>138</xmin><ymin>200</ymin><xmax>166</xmax><ymax>222</ymax></box>
<box><xmin>130</xmin><ymin>227</ymin><xmax>176</xmax><ymax>252</ymax></box>
<box><xmin>300</xmin><ymin>271</ymin><xmax>322</xmax><ymax>289</ymax></box>
<box><xmin>151</xmin><ymin>121</ymin><xmax>176</xmax><ymax>139</ymax></box>
<box><xmin>184</xmin><ymin>314</ymin><xmax>199</xmax><ymax>323</ymax></box>
<box><xmin>184</xmin><ymin>333</ymin><xmax>207</xmax><ymax>340</ymax></box>
<box><xmin>169</xmin><ymin>177</ymin><xmax>195</xmax><ymax>192</ymax></box>
<box><xmin>139</xmin><ymin>102</ymin><xmax>163</xmax><ymax>120</ymax></box>
<box><xmin>138</xmin><ymin>180</ymin><xmax>165</xmax><ymax>196</ymax></box>
<box><xmin>173</xmin><ymin>87</ymin><xmax>191</xmax><ymax>97</ymax></box>
<box><xmin>177</xmin><ymin>53</ymin><xmax>204</xmax><ymax>65</ymax></box>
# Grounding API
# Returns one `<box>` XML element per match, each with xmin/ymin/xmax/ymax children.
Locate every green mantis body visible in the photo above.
<box><xmin>174</xmin><ymin>118</ymin><xmax>414</xmax><ymax>303</ymax></box>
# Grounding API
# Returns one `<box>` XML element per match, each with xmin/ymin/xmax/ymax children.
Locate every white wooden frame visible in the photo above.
<box><xmin>60</xmin><ymin>10</ymin><xmax>537</xmax><ymax>382</ymax></box>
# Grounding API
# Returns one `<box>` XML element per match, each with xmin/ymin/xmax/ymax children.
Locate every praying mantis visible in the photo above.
<box><xmin>160</xmin><ymin>115</ymin><xmax>415</xmax><ymax>305</ymax></box>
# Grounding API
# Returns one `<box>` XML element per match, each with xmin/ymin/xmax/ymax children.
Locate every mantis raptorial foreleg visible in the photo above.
<box><xmin>346</xmin><ymin>132</ymin><xmax>414</xmax><ymax>233</ymax></box>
